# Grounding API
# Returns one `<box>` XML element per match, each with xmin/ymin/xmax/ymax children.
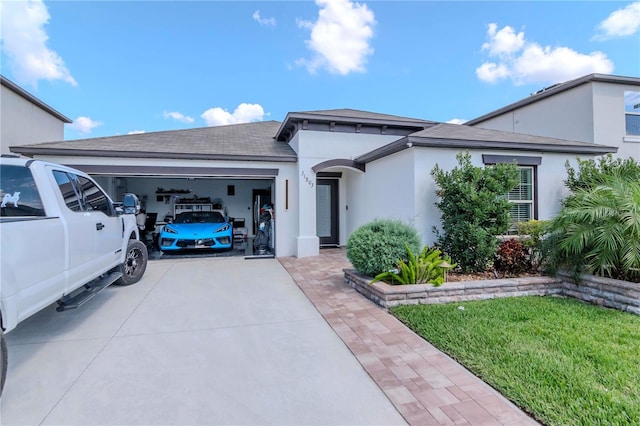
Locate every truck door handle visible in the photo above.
<box><xmin>96</xmin><ymin>223</ymin><xmax>104</xmax><ymax>230</ymax></box>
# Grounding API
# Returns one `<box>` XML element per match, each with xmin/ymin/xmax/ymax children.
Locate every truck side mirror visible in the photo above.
<box><xmin>122</xmin><ymin>193</ymin><xmax>141</xmax><ymax>215</ymax></box>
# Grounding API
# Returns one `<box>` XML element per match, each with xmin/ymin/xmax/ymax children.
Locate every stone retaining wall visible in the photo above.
<box><xmin>344</xmin><ymin>269</ymin><xmax>639</xmax><ymax>314</ymax></box>
<box><xmin>559</xmin><ymin>272</ymin><xmax>640</xmax><ymax>315</ymax></box>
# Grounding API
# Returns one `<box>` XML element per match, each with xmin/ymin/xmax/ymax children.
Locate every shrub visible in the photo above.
<box><xmin>347</xmin><ymin>219</ymin><xmax>421</xmax><ymax>277</ymax></box>
<box><xmin>516</xmin><ymin>220</ymin><xmax>549</xmax><ymax>270</ymax></box>
<box><xmin>565</xmin><ymin>154</ymin><xmax>640</xmax><ymax>192</ymax></box>
<box><xmin>545</xmin><ymin>177</ymin><xmax>640</xmax><ymax>283</ymax></box>
<box><xmin>494</xmin><ymin>239</ymin><xmax>530</xmax><ymax>275</ymax></box>
<box><xmin>372</xmin><ymin>244</ymin><xmax>456</xmax><ymax>286</ymax></box>
<box><xmin>431</xmin><ymin>151</ymin><xmax>520</xmax><ymax>273</ymax></box>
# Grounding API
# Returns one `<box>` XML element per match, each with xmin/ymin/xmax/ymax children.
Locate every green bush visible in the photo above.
<box><xmin>516</xmin><ymin>219</ymin><xmax>549</xmax><ymax>270</ymax></box>
<box><xmin>545</xmin><ymin>177</ymin><xmax>640</xmax><ymax>283</ymax></box>
<box><xmin>545</xmin><ymin>156</ymin><xmax>640</xmax><ymax>283</ymax></box>
<box><xmin>372</xmin><ymin>244</ymin><xmax>456</xmax><ymax>286</ymax></box>
<box><xmin>347</xmin><ymin>219</ymin><xmax>421</xmax><ymax>277</ymax></box>
<box><xmin>431</xmin><ymin>151</ymin><xmax>520</xmax><ymax>273</ymax></box>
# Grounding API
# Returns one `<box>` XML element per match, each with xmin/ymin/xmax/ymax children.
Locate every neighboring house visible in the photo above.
<box><xmin>466</xmin><ymin>74</ymin><xmax>640</xmax><ymax>161</ymax></box>
<box><xmin>8</xmin><ymin>76</ymin><xmax>621</xmax><ymax>259</ymax></box>
<box><xmin>0</xmin><ymin>75</ymin><xmax>72</xmax><ymax>155</ymax></box>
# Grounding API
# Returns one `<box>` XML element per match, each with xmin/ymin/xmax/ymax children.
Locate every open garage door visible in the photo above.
<box><xmin>77</xmin><ymin>165</ymin><xmax>277</xmax><ymax>259</ymax></box>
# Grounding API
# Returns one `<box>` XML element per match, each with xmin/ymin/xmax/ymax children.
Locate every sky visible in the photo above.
<box><xmin>1</xmin><ymin>0</ymin><xmax>639</xmax><ymax>140</ymax></box>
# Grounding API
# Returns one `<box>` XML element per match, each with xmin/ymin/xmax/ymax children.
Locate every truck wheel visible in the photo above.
<box><xmin>116</xmin><ymin>239</ymin><xmax>148</xmax><ymax>286</ymax></box>
<box><xmin>1</xmin><ymin>330</ymin><xmax>7</xmax><ymax>397</ymax></box>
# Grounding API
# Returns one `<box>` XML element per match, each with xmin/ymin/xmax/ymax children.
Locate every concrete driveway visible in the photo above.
<box><xmin>1</xmin><ymin>257</ymin><xmax>405</xmax><ymax>425</ymax></box>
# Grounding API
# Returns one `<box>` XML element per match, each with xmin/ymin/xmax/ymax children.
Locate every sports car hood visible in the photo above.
<box><xmin>165</xmin><ymin>222</ymin><xmax>228</xmax><ymax>234</ymax></box>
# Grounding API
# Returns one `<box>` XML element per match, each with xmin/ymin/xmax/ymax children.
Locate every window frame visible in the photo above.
<box><xmin>481</xmin><ymin>154</ymin><xmax>539</xmax><ymax>233</ymax></box>
<box><xmin>624</xmin><ymin>90</ymin><xmax>640</xmax><ymax>136</ymax></box>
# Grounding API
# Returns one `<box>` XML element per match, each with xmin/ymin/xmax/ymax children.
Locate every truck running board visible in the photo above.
<box><xmin>56</xmin><ymin>271</ymin><xmax>123</xmax><ymax>312</ymax></box>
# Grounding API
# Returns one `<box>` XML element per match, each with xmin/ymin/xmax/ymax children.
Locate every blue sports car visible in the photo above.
<box><xmin>159</xmin><ymin>211</ymin><xmax>233</xmax><ymax>252</ymax></box>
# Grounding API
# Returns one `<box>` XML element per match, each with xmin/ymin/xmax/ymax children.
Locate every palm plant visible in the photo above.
<box><xmin>545</xmin><ymin>176</ymin><xmax>640</xmax><ymax>283</ymax></box>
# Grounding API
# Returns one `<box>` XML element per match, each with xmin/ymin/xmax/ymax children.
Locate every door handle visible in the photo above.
<box><xmin>96</xmin><ymin>223</ymin><xmax>104</xmax><ymax>230</ymax></box>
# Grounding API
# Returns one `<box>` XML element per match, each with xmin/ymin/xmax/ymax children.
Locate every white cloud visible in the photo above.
<box><xmin>128</xmin><ymin>130</ymin><xmax>145</xmax><ymax>135</ymax></box>
<box><xmin>477</xmin><ymin>23</ymin><xmax>614</xmax><ymax>86</ymax></box>
<box><xmin>0</xmin><ymin>0</ymin><xmax>76</xmax><ymax>87</ymax></box>
<box><xmin>296</xmin><ymin>0</ymin><xmax>376</xmax><ymax>75</ymax></box>
<box><xmin>69</xmin><ymin>116</ymin><xmax>102</xmax><ymax>134</ymax></box>
<box><xmin>163</xmin><ymin>111</ymin><xmax>195</xmax><ymax>124</ymax></box>
<box><xmin>447</xmin><ymin>118</ymin><xmax>467</xmax><ymax>125</ymax></box>
<box><xmin>200</xmin><ymin>103</ymin><xmax>265</xmax><ymax>126</ymax></box>
<box><xmin>253</xmin><ymin>10</ymin><xmax>276</xmax><ymax>27</ymax></box>
<box><xmin>594</xmin><ymin>2</ymin><xmax>640</xmax><ymax>40</ymax></box>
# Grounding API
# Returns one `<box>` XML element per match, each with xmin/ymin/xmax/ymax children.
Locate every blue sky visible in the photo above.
<box><xmin>1</xmin><ymin>0</ymin><xmax>639</xmax><ymax>140</ymax></box>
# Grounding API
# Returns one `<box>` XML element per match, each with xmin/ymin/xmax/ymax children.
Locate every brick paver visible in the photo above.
<box><xmin>279</xmin><ymin>248</ymin><xmax>539</xmax><ymax>426</ymax></box>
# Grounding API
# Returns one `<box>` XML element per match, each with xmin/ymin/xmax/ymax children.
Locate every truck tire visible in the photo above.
<box><xmin>1</xmin><ymin>330</ymin><xmax>7</xmax><ymax>397</ymax></box>
<box><xmin>116</xmin><ymin>239</ymin><xmax>148</xmax><ymax>286</ymax></box>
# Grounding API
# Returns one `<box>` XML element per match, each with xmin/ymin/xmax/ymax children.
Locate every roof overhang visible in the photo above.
<box><xmin>467</xmin><ymin>73</ymin><xmax>640</xmax><ymax>126</ymax></box>
<box><xmin>275</xmin><ymin>111</ymin><xmax>435</xmax><ymax>143</ymax></box>
<box><xmin>356</xmin><ymin>135</ymin><xmax>618</xmax><ymax>164</ymax></box>
<box><xmin>10</xmin><ymin>146</ymin><xmax>297</xmax><ymax>163</ymax></box>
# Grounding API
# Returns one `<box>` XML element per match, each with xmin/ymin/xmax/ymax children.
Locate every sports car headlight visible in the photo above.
<box><xmin>217</xmin><ymin>224</ymin><xmax>231</xmax><ymax>232</ymax></box>
<box><xmin>163</xmin><ymin>225</ymin><xmax>178</xmax><ymax>234</ymax></box>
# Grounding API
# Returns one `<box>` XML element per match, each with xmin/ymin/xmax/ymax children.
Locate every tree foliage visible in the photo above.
<box><xmin>431</xmin><ymin>151</ymin><xmax>520</xmax><ymax>273</ymax></box>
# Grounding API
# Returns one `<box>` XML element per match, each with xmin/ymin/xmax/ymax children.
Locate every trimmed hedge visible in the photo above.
<box><xmin>346</xmin><ymin>219</ymin><xmax>421</xmax><ymax>277</ymax></box>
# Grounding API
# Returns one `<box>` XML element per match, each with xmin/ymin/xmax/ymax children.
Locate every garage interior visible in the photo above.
<box><xmin>92</xmin><ymin>174</ymin><xmax>275</xmax><ymax>259</ymax></box>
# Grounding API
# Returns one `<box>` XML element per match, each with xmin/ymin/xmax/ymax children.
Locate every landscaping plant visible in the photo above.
<box><xmin>431</xmin><ymin>151</ymin><xmax>519</xmax><ymax>273</ymax></box>
<box><xmin>372</xmin><ymin>244</ymin><xmax>456</xmax><ymax>286</ymax></box>
<box><xmin>494</xmin><ymin>238</ymin><xmax>530</xmax><ymax>276</ymax></box>
<box><xmin>545</xmin><ymin>176</ymin><xmax>640</xmax><ymax>283</ymax></box>
<box><xmin>545</xmin><ymin>156</ymin><xmax>640</xmax><ymax>283</ymax></box>
<box><xmin>516</xmin><ymin>219</ymin><xmax>549</xmax><ymax>270</ymax></box>
<box><xmin>346</xmin><ymin>219</ymin><xmax>421</xmax><ymax>277</ymax></box>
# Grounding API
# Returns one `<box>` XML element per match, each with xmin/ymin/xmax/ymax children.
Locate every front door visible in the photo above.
<box><xmin>316</xmin><ymin>179</ymin><xmax>338</xmax><ymax>246</ymax></box>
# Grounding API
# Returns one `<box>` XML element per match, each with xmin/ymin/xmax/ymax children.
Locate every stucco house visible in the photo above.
<box><xmin>466</xmin><ymin>74</ymin><xmax>640</xmax><ymax>161</ymax></box>
<box><xmin>7</xmin><ymin>75</ymin><xmax>623</xmax><ymax>259</ymax></box>
<box><xmin>0</xmin><ymin>76</ymin><xmax>72</xmax><ymax>155</ymax></box>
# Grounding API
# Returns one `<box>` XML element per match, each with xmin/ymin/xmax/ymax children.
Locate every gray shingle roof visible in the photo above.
<box><xmin>356</xmin><ymin>123</ymin><xmax>618</xmax><ymax>163</ymax></box>
<box><xmin>12</xmin><ymin>120</ymin><xmax>297</xmax><ymax>162</ymax></box>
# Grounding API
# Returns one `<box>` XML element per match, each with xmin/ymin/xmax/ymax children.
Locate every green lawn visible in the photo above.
<box><xmin>391</xmin><ymin>296</ymin><xmax>640</xmax><ymax>425</ymax></box>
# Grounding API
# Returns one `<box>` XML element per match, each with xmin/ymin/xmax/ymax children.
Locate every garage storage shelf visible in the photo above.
<box><xmin>174</xmin><ymin>203</ymin><xmax>213</xmax><ymax>217</ymax></box>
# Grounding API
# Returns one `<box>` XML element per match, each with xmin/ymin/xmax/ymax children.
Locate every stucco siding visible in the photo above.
<box><xmin>1</xmin><ymin>85</ymin><xmax>66</xmax><ymax>154</ymax></box>
<box><xmin>593</xmin><ymin>82</ymin><xmax>640</xmax><ymax>160</ymax></box>
<box><xmin>475</xmin><ymin>85</ymin><xmax>595</xmax><ymax>144</ymax></box>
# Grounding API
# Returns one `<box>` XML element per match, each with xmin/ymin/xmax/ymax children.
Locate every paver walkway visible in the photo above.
<box><xmin>279</xmin><ymin>248</ymin><xmax>539</xmax><ymax>426</ymax></box>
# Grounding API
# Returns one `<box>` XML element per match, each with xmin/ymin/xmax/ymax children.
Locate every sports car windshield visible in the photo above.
<box><xmin>174</xmin><ymin>211</ymin><xmax>225</xmax><ymax>224</ymax></box>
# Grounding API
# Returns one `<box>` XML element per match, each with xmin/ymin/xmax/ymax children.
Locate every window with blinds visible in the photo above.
<box><xmin>508</xmin><ymin>167</ymin><xmax>534</xmax><ymax>233</ymax></box>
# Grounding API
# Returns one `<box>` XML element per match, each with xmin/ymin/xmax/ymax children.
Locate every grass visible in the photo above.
<box><xmin>391</xmin><ymin>296</ymin><xmax>640</xmax><ymax>425</ymax></box>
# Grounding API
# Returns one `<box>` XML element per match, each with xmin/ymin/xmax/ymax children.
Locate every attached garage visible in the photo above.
<box><xmin>12</xmin><ymin>121</ymin><xmax>299</xmax><ymax>258</ymax></box>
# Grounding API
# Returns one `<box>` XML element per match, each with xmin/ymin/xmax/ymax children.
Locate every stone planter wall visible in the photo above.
<box><xmin>343</xmin><ymin>269</ymin><xmax>563</xmax><ymax>308</ymax></box>
<box><xmin>558</xmin><ymin>272</ymin><xmax>640</xmax><ymax>315</ymax></box>
<box><xmin>344</xmin><ymin>269</ymin><xmax>639</xmax><ymax>314</ymax></box>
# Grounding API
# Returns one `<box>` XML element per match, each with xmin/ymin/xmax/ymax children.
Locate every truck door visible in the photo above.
<box><xmin>53</xmin><ymin>171</ymin><xmax>98</xmax><ymax>291</ymax></box>
<box><xmin>75</xmin><ymin>175</ymin><xmax>122</xmax><ymax>272</ymax></box>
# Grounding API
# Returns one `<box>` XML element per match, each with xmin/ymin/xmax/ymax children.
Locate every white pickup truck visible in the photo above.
<box><xmin>0</xmin><ymin>155</ymin><xmax>148</xmax><ymax>396</ymax></box>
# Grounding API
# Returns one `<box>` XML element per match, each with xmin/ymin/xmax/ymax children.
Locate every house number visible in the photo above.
<box><xmin>301</xmin><ymin>171</ymin><xmax>314</xmax><ymax>188</ymax></box>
